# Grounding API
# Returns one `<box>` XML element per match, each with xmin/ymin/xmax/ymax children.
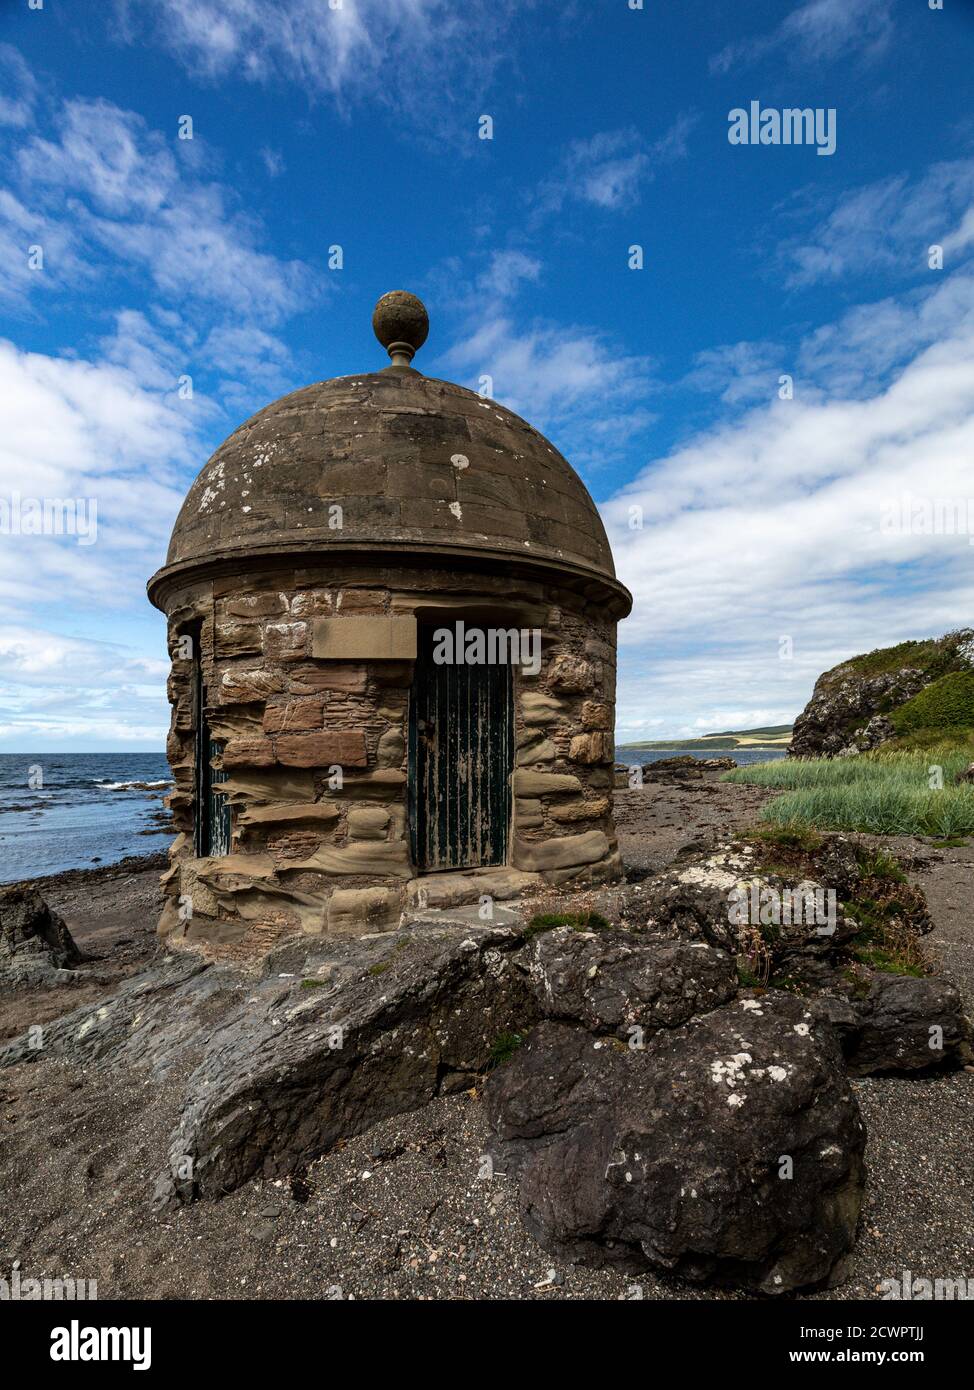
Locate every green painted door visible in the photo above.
<box><xmin>408</xmin><ymin>626</ymin><xmax>513</xmax><ymax>871</ymax></box>
<box><xmin>194</xmin><ymin>663</ymin><xmax>232</xmax><ymax>858</ymax></box>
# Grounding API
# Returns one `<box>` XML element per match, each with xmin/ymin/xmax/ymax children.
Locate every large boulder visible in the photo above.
<box><xmin>0</xmin><ymin>883</ymin><xmax>81</xmax><ymax>983</ymax></box>
<box><xmin>522</xmin><ymin>926</ymin><xmax>737</xmax><ymax>1037</ymax></box>
<box><xmin>817</xmin><ymin>973</ymin><xmax>973</xmax><ymax>1076</ymax></box>
<box><xmin>486</xmin><ymin>994</ymin><xmax>866</xmax><ymax>1294</ymax></box>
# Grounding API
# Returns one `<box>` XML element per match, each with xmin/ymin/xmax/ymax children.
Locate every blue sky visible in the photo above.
<box><xmin>1</xmin><ymin>0</ymin><xmax>973</xmax><ymax>749</ymax></box>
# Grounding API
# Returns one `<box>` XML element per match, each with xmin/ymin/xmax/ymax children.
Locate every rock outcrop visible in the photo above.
<box><xmin>0</xmin><ymin>923</ymin><xmax>538</xmax><ymax>1206</ymax></box>
<box><xmin>789</xmin><ymin>629</ymin><xmax>974</xmax><ymax>757</ymax></box>
<box><xmin>0</xmin><ymin>884</ymin><xmax>82</xmax><ymax>984</ymax></box>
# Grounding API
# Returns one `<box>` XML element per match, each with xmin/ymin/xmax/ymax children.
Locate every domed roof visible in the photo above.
<box><xmin>148</xmin><ymin>295</ymin><xmax>630</xmax><ymax>616</ymax></box>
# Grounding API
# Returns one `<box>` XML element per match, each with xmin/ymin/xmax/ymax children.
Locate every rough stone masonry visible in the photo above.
<box><xmin>147</xmin><ymin>292</ymin><xmax>632</xmax><ymax>948</ymax></box>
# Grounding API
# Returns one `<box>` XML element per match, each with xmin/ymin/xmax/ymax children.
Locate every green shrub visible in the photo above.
<box><xmin>890</xmin><ymin>671</ymin><xmax>974</xmax><ymax>734</ymax></box>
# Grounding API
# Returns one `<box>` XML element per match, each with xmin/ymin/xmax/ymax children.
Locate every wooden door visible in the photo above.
<box><xmin>408</xmin><ymin>625</ymin><xmax>513</xmax><ymax>871</ymax></box>
<box><xmin>194</xmin><ymin>662</ymin><xmax>232</xmax><ymax>858</ymax></box>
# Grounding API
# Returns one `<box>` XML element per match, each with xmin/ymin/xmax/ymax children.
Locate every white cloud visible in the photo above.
<box><xmin>0</xmin><ymin>44</ymin><xmax>38</xmax><ymax>129</ymax></box>
<box><xmin>0</xmin><ymin>627</ymin><xmax>170</xmax><ymax>747</ymax></box>
<box><xmin>710</xmin><ymin>0</ymin><xmax>893</xmax><ymax>75</ymax></box>
<box><xmin>781</xmin><ymin>160</ymin><xmax>974</xmax><ymax>288</ymax></box>
<box><xmin>606</xmin><ymin>269</ymin><xmax>974</xmax><ymax>739</ymax></box>
<box><xmin>439</xmin><ymin>314</ymin><xmax>656</xmax><ymax>466</ymax></box>
<box><xmin>0</xmin><ymin>336</ymin><xmax>204</xmax><ymax>612</ymax></box>
<box><xmin>477</xmin><ymin>250</ymin><xmax>542</xmax><ymax>300</ymax></box>
<box><xmin>6</xmin><ymin>97</ymin><xmax>316</xmax><ymax>323</ymax></box>
<box><xmin>0</xmin><ymin>189</ymin><xmax>90</xmax><ymax>307</ymax></box>
<box><xmin>125</xmin><ymin>0</ymin><xmax>523</xmax><ymax>128</ymax></box>
<box><xmin>534</xmin><ymin>115</ymin><xmax>698</xmax><ymax>220</ymax></box>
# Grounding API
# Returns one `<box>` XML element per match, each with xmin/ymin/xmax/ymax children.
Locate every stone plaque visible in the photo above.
<box><xmin>311</xmin><ymin>615</ymin><xmax>417</xmax><ymax>661</ymax></box>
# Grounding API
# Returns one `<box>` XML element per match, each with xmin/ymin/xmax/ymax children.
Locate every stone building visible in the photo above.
<box><xmin>148</xmin><ymin>292</ymin><xmax>632</xmax><ymax>944</ymax></box>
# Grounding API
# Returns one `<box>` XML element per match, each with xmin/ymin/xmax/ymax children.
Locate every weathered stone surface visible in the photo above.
<box><xmin>287</xmin><ymin>664</ymin><xmax>368</xmax><ymax>694</ymax></box>
<box><xmin>262</xmin><ymin>699</ymin><xmax>324</xmax><ymax>734</ymax></box>
<box><xmin>376</xmin><ymin>727</ymin><xmax>405</xmax><ymax>769</ymax></box>
<box><xmin>569</xmin><ymin>731</ymin><xmax>613</xmax><ymax>764</ymax></box>
<box><xmin>0</xmin><ymin>925</ymin><xmax>538</xmax><ymax>1202</ymax></box>
<box><xmin>237</xmin><ymin>802</ymin><xmax>339</xmax><ymax>827</ymax></box>
<box><xmin>636</xmin><ymin>843</ymin><xmax>860</xmax><ymax>964</ymax></box>
<box><xmin>514</xmin><ymin>829</ymin><xmax>609</xmax><ymax>873</ymax></box>
<box><xmin>196</xmin><ymin>854</ymin><xmax>277</xmax><ymax>893</ymax></box>
<box><xmin>223</xmin><ymin>593</ymin><xmax>286</xmax><ymax>619</ymax></box>
<box><xmin>263</xmin><ymin>621</ymin><xmax>308</xmax><ymax>661</ymax></box>
<box><xmin>548</xmin><ymin>796</ymin><xmax>609</xmax><ymax>823</ymax></box>
<box><xmin>336</xmin><ymin>588</ymin><xmax>388</xmax><ymax>613</ymax></box>
<box><xmin>326</xmin><ymin>886</ymin><xmax>400</xmax><ymax>934</ymax></box>
<box><xmin>549</xmin><ymin>653</ymin><xmax>595</xmax><ymax>693</ymax></box>
<box><xmin>515</xmin><ymin>737</ymin><xmax>556</xmax><ymax>767</ymax></box>
<box><xmin>405</xmin><ymin>867</ymin><xmax>541</xmax><ymax>910</ymax></box>
<box><xmin>514</xmin><ymin>797</ymin><xmax>543</xmax><ymax>828</ymax></box>
<box><xmin>486</xmin><ymin>995</ymin><xmax>866</xmax><ymax>1293</ymax></box>
<box><xmin>513</xmin><ymin>770</ymin><xmax>581</xmax><ymax>797</ymax></box>
<box><xmin>289</xmin><ymin>841</ymin><xmax>411</xmax><ymax>877</ymax></box>
<box><xmin>520</xmin><ymin>692</ymin><xmax>564</xmax><ymax>725</ymax></box>
<box><xmin>346</xmin><ymin>805</ymin><xmax>391</xmax><ymax>841</ymax></box>
<box><xmin>0</xmin><ymin>884</ymin><xmax>81</xmax><ymax>983</ymax></box>
<box><xmin>221</xmin><ymin>737</ymin><xmax>276</xmax><ymax>768</ymax></box>
<box><xmin>331</xmin><ymin>770</ymin><xmax>407</xmax><ymax>800</ymax></box>
<box><xmin>829</xmin><ymin>974</ymin><xmax>974</xmax><ymax>1076</ymax></box>
<box><xmin>523</xmin><ymin>927</ymin><xmax>737</xmax><ymax>1036</ymax></box>
<box><xmin>214</xmin><ymin>619</ymin><xmax>262</xmax><ymax>657</ymax></box>
<box><xmin>581</xmin><ymin>700</ymin><xmax>612</xmax><ymax>731</ymax></box>
<box><xmin>275</xmin><ymin>730</ymin><xmax>368</xmax><ymax>769</ymax></box>
<box><xmin>218</xmin><ymin>667</ymin><xmax>284</xmax><ymax>703</ymax></box>
<box><xmin>220</xmin><ymin>769</ymin><xmax>316</xmax><ymax>803</ymax></box>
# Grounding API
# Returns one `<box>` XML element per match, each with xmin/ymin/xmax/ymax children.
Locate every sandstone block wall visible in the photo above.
<box><xmin>160</xmin><ymin>562</ymin><xmax>621</xmax><ymax>942</ymax></box>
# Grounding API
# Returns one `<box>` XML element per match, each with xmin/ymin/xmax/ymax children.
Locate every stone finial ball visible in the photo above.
<box><xmin>372</xmin><ymin>291</ymin><xmax>429</xmax><ymax>354</ymax></box>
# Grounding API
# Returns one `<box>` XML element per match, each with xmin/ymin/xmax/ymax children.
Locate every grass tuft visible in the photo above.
<box><xmin>725</xmin><ymin>745</ymin><xmax>974</xmax><ymax>838</ymax></box>
<box><xmin>524</xmin><ymin>909</ymin><xmax>611</xmax><ymax>939</ymax></box>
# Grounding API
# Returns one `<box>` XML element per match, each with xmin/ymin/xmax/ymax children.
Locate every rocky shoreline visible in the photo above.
<box><xmin>0</xmin><ymin>773</ymin><xmax>971</xmax><ymax>1300</ymax></box>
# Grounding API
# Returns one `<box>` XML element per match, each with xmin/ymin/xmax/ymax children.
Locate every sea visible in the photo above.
<box><xmin>0</xmin><ymin>752</ymin><xmax>173</xmax><ymax>884</ymax></box>
<box><xmin>617</xmin><ymin>746</ymin><xmax>788</xmax><ymax>768</ymax></box>
<box><xmin>0</xmin><ymin>744</ymin><xmax>787</xmax><ymax>884</ymax></box>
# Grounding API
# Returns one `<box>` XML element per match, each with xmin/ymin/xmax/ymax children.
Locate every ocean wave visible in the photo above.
<box><xmin>95</xmin><ymin>779</ymin><xmax>173</xmax><ymax>792</ymax></box>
